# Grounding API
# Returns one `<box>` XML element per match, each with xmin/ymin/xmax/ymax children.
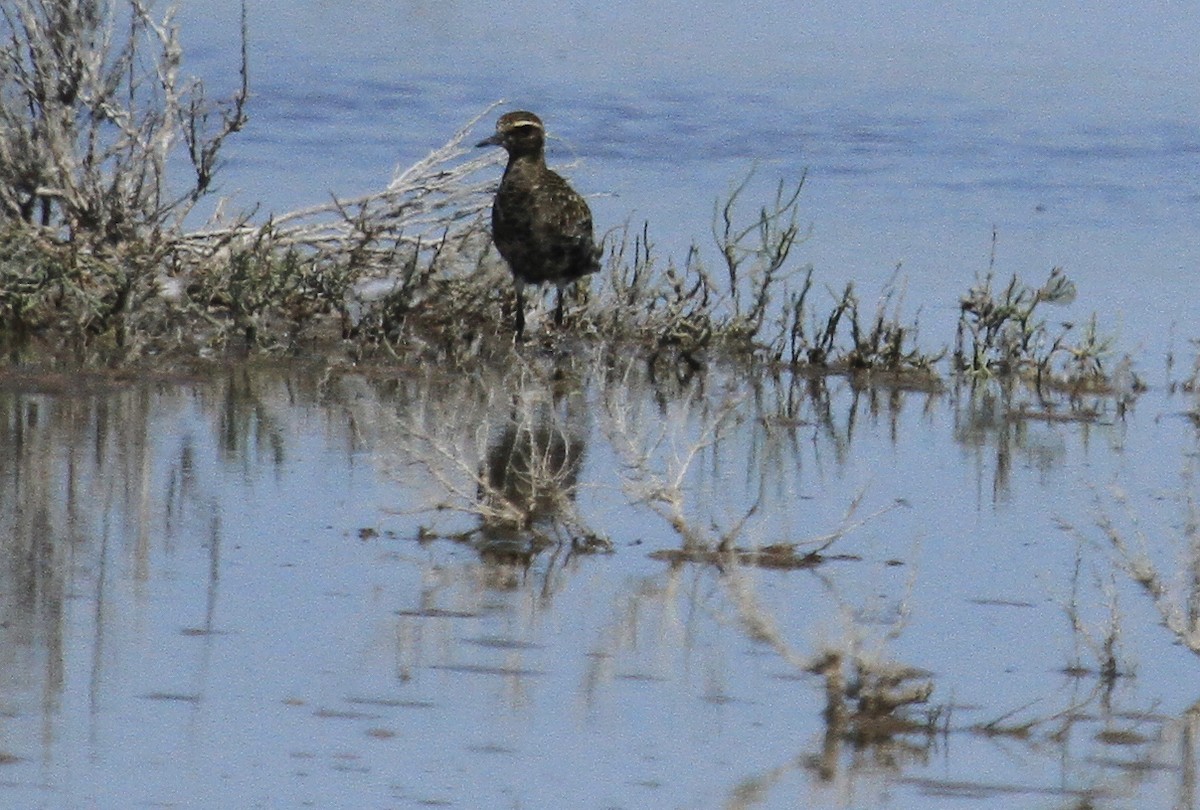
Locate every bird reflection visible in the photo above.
<box><xmin>475</xmin><ymin>381</ymin><xmax>588</xmax><ymax>561</ymax></box>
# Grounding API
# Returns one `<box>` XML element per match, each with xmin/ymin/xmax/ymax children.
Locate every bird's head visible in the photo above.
<box><xmin>476</xmin><ymin>111</ymin><xmax>546</xmax><ymax>156</ymax></box>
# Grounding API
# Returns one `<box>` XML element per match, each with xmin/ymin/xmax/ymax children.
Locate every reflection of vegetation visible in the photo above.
<box><xmin>811</xmin><ymin>650</ymin><xmax>935</xmax><ymax>745</ymax></box>
<box><xmin>0</xmin><ymin>366</ymin><xmax>329</xmax><ymax>626</ymax></box>
<box><xmin>601</xmin><ymin>358</ymin><xmax>906</xmax><ymax>561</ymax></box>
<box><xmin>0</xmin><ymin>372</ymin><xmax>210</xmax><ymax>724</ymax></box>
<box><xmin>379</xmin><ymin>349</ymin><xmax>944</xmax><ymax>765</ymax></box>
<box><xmin>958</xmin><ymin>667</ymin><xmax>1174</xmax><ymax>808</ymax></box>
<box><xmin>716</xmin><ymin>647</ymin><xmax>941</xmax><ymax>810</ymax></box>
<box><xmin>215</xmin><ymin>366</ymin><xmax>290</xmax><ymax>465</ymax></box>
<box><xmin>1031</xmin><ymin>449</ymin><xmax>1200</xmax><ymax>808</ymax></box>
<box><xmin>594</xmin><ymin>352</ymin><xmax>942</xmax><ymax>803</ymax></box>
<box><xmin>1057</xmin><ymin>536</ymin><xmax>1135</xmax><ymax>690</ymax></box>
<box><xmin>1073</xmin><ymin>459</ymin><xmax>1200</xmax><ymax>656</ymax></box>
<box><xmin>388</xmin><ymin>355</ymin><xmax>607</xmax><ymax>556</ymax></box>
<box><xmin>2</xmin><ymin>356</ymin><xmax>1195</xmax><ymax>805</ymax></box>
<box><xmin>477</xmin><ymin>408</ymin><xmax>584</xmax><ymax>536</ymax></box>
<box><xmin>469</xmin><ymin>387</ymin><xmax>601</xmax><ymax>568</ymax></box>
<box><xmin>788</xmin><ymin>648</ymin><xmax>940</xmax><ymax>805</ymax></box>
<box><xmin>949</xmin><ymin>374</ymin><xmax>1131</xmax><ymax>504</ymax></box>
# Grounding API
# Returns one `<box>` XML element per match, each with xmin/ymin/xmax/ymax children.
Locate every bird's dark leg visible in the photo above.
<box><xmin>554</xmin><ymin>284</ymin><xmax>565</xmax><ymax>327</ymax></box>
<box><xmin>513</xmin><ymin>278</ymin><xmax>526</xmax><ymax>342</ymax></box>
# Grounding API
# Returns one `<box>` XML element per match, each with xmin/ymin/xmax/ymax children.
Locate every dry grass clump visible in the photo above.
<box><xmin>593</xmin><ymin>177</ymin><xmax>938</xmax><ymax>377</ymax></box>
<box><xmin>0</xmin><ymin>0</ymin><xmax>247</xmax><ymax>242</ymax></box>
<box><xmin>953</xmin><ymin>234</ymin><xmax>1133</xmax><ymax>397</ymax></box>
<box><xmin>659</xmin><ymin>177</ymin><xmax>799</xmax><ymax>346</ymax></box>
<box><xmin>0</xmin><ymin>0</ymin><xmax>247</xmax><ymax>353</ymax></box>
<box><xmin>175</xmin><ymin>107</ymin><xmax>506</xmax><ymax>353</ymax></box>
<box><xmin>0</xmin><ymin>2</ymin><xmax>506</xmax><ymax>356</ymax></box>
<box><xmin>589</xmin><ymin>174</ymin><xmax>806</xmax><ymax>359</ymax></box>
<box><xmin>780</xmin><ymin>269</ymin><xmax>938</xmax><ymax>374</ymax></box>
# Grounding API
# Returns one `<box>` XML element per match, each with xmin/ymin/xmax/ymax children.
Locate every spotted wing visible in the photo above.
<box><xmin>491</xmin><ymin>166</ymin><xmax>601</xmax><ymax>285</ymax></box>
<box><xmin>534</xmin><ymin>170</ymin><xmax>601</xmax><ymax>281</ymax></box>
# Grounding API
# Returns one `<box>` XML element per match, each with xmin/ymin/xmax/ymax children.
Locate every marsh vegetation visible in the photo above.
<box><xmin>1</xmin><ymin>4</ymin><xmax>1199</xmax><ymax>809</ymax></box>
<box><xmin>0</xmin><ymin>1</ymin><xmax>1144</xmax><ymax>401</ymax></box>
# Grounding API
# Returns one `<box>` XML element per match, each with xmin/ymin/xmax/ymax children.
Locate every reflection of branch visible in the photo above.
<box><xmin>720</xmin><ymin>556</ymin><xmax>808</xmax><ymax>671</ymax></box>
<box><xmin>1076</xmin><ymin>477</ymin><xmax>1200</xmax><ymax>654</ymax></box>
<box><xmin>604</xmin><ymin>365</ymin><xmax>927</xmax><ymax>721</ymax></box>
<box><xmin>804</xmin><ymin>492</ymin><xmax>906</xmax><ymax>556</ymax></box>
<box><xmin>603</xmin><ymin>379</ymin><xmax>744</xmax><ymax>548</ymax></box>
<box><xmin>1058</xmin><ymin>535</ymin><xmax>1126</xmax><ymax>682</ymax></box>
<box><xmin>605</xmin><ymin>365</ymin><xmax>909</xmax><ymax>564</ymax></box>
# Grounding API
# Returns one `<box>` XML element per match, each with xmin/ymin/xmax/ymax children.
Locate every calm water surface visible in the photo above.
<box><xmin>1</xmin><ymin>359</ymin><xmax>1197</xmax><ymax>808</ymax></box>
<box><xmin>4</xmin><ymin>2</ymin><xmax>1200</xmax><ymax>808</ymax></box>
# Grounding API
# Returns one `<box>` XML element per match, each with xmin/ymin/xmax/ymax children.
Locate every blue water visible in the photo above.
<box><xmin>3</xmin><ymin>3</ymin><xmax>1200</xmax><ymax>808</ymax></box>
<box><xmin>2</xmin><ymin>360</ymin><xmax>1196</xmax><ymax>808</ymax></box>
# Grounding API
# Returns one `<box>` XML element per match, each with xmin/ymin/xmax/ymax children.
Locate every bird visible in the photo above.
<box><xmin>477</xmin><ymin>111</ymin><xmax>601</xmax><ymax>341</ymax></box>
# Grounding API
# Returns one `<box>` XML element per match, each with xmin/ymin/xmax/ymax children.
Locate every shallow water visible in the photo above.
<box><xmin>1</xmin><ymin>358</ymin><xmax>1198</xmax><ymax>809</ymax></box>
<box><xmin>5</xmin><ymin>2</ymin><xmax>1200</xmax><ymax>808</ymax></box>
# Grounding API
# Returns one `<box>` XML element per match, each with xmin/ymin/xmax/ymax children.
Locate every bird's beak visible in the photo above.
<box><xmin>476</xmin><ymin>134</ymin><xmax>501</xmax><ymax>148</ymax></box>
